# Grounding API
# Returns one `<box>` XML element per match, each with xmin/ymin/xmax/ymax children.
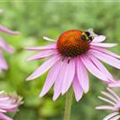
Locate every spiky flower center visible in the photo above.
<box><xmin>57</xmin><ymin>30</ymin><xmax>91</xmax><ymax>57</ymax></box>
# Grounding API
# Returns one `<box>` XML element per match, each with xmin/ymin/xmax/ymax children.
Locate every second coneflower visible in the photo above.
<box><xmin>0</xmin><ymin>9</ymin><xmax>19</xmax><ymax>72</ymax></box>
<box><xmin>26</xmin><ymin>29</ymin><xmax>120</xmax><ymax>101</ymax></box>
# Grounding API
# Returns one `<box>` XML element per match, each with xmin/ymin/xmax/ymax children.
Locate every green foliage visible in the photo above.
<box><xmin>0</xmin><ymin>1</ymin><xmax>120</xmax><ymax>120</ymax></box>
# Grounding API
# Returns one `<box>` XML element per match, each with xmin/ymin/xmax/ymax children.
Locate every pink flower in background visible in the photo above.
<box><xmin>0</xmin><ymin>9</ymin><xmax>19</xmax><ymax>72</ymax></box>
<box><xmin>96</xmin><ymin>88</ymin><xmax>120</xmax><ymax>120</ymax></box>
<box><xmin>26</xmin><ymin>29</ymin><xmax>120</xmax><ymax>101</ymax></box>
<box><xmin>0</xmin><ymin>91</ymin><xmax>22</xmax><ymax>120</ymax></box>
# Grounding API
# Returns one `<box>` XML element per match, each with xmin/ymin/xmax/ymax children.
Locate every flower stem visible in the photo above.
<box><xmin>63</xmin><ymin>87</ymin><xmax>73</xmax><ymax>120</ymax></box>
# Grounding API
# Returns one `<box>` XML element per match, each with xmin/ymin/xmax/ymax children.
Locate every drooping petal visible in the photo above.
<box><xmin>0</xmin><ymin>25</ymin><xmax>19</xmax><ymax>35</ymax></box>
<box><xmin>25</xmin><ymin>44</ymin><xmax>56</xmax><ymax>51</ymax></box>
<box><xmin>91</xmin><ymin>43</ymin><xmax>118</xmax><ymax>48</ymax></box>
<box><xmin>81</xmin><ymin>55</ymin><xmax>108</xmax><ymax>81</ymax></box>
<box><xmin>40</xmin><ymin>60</ymin><xmax>61</xmax><ymax>97</ymax></box>
<box><xmin>88</xmin><ymin>54</ymin><xmax>113</xmax><ymax>80</ymax></box>
<box><xmin>43</xmin><ymin>36</ymin><xmax>57</xmax><ymax>42</ymax></box>
<box><xmin>62</xmin><ymin>58</ymin><xmax>75</xmax><ymax>95</ymax></box>
<box><xmin>0</xmin><ymin>113</ymin><xmax>13</xmax><ymax>120</ymax></box>
<box><xmin>0</xmin><ymin>36</ymin><xmax>14</xmax><ymax>53</ymax></box>
<box><xmin>77</xmin><ymin>57</ymin><xmax>89</xmax><ymax>93</ymax></box>
<box><xmin>27</xmin><ymin>50</ymin><xmax>56</xmax><ymax>61</ymax></box>
<box><xmin>53</xmin><ymin>60</ymin><xmax>67</xmax><ymax>101</ymax></box>
<box><xmin>95</xmin><ymin>106</ymin><xmax>114</xmax><ymax>110</ymax></box>
<box><xmin>92</xmin><ymin>35</ymin><xmax>106</xmax><ymax>43</ymax></box>
<box><xmin>73</xmin><ymin>75</ymin><xmax>83</xmax><ymax>101</ymax></box>
<box><xmin>90</xmin><ymin>46</ymin><xmax>120</xmax><ymax>59</ymax></box>
<box><xmin>98</xmin><ymin>96</ymin><xmax>115</xmax><ymax>105</ymax></box>
<box><xmin>103</xmin><ymin>112</ymin><xmax>119</xmax><ymax>120</ymax></box>
<box><xmin>27</xmin><ymin>55</ymin><xmax>59</xmax><ymax>80</ymax></box>
<box><xmin>90</xmin><ymin>49</ymin><xmax>120</xmax><ymax>69</ymax></box>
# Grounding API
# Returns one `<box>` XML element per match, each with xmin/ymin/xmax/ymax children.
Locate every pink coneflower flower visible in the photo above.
<box><xmin>26</xmin><ymin>29</ymin><xmax>120</xmax><ymax>101</ymax></box>
<box><xmin>96</xmin><ymin>88</ymin><xmax>120</xmax><ymax>120</ymax></box>
<box><xmin>0</xmin><ymin>91</ymin><xmax>22</xmax><ymax>120</ymax></box>
<box><xmin>0</xmin><ymin>10</ymin><xmax>19</xmax><ymax>72</ymax></box>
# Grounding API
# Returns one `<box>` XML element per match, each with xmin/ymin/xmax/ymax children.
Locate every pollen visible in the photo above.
<box><xmin>57</xmin><ymin>30</ymin><xmax>90</xmax><ymax>57</ymax></box>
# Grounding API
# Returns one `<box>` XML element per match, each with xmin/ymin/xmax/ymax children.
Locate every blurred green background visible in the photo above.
<box><xmin>0</xmin><ymin>1</ymin><xmax>120</xmax><ymax>120</ymax></box>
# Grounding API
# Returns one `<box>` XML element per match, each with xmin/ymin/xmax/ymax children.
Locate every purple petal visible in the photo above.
<box><xmin>43</xmin><ymin>36</ymin><xmax>56</xmax><ymax>42</ymax></box>
<box><xmin>62</xmin><ymin>58</ymin><xmax>75</xmax><ymax>95</ymax></box>
<box><xmin>88</xmin><ymin>54</ymin><xmax>113</xmax><ymax>80</ymax></box>
<box><xmin>0</xmin><ymin>25</ymin><xmax>19</xmax><ymax>35</ymax></box>
<box><xmin>95</xmin><ymin>106</ymin><xmax>114</xmax><ymax>110</ymax></box>
<box><xmin>103</xmin><ymin>112</ymin><xmax>119</xmax><ymax>120</ymax></box>
<box><xmin>90</xmin><ymin>49</ymin><xmax>120</xmax><ymax>69</ymax></box>
<box><xmin>27</xmin><ymin>55</ymin><xmax>59</xmax><ymax>80</ymax></box>
<box><xmin>0</xmin><ymin>113</ymin><xmax>13</xmax><ymax>120</ymax></box>
<box><xmin>73</xmin><ymin>75</ymin><xmax>83</xmax><ymax>101</ymax></box>
<box><xmin>109</xmin><ymin>81</ymin><xmax>120</xmax><ymax>88</ymax></box>
<box><xmin>92</xmin><ymin>35</ymin><xmax>106</xmax><ymax>43</ymax></box>
<box><xmin>25</xmin><ymin>44</ymin><xmax>56</xmax><ymax>51</ymax></box>
<box><xmin>0</xmin><ymin>36</ymin><xmax>14</xmax><ymax>53</ymax></box>
<box><xmin>39</xmin><ymin>60</ymin><xmax>61</xmax><ymax>97</ymax></box>
<box><xmin>98</xmin><ymin>96</ymin><xmax>115</xmax><ymax>105</ymax></box>
<box><xmin>107</xmin><ymin>88</ymin><xmax>120</xmax><ymax>101</ymax></box>
<box><xmin>81</xmin><ymin>55</ymin><xmax>108</xmax><ymax>81</ymax></box>
<box><xmin>0</xmin><ymin>52</ymin><xmax>8</xmax><ymax>70</ymax></box>
<box><xmin>77</xmin><ymin>57</ymin><xmax>89</xmax><ymax>93</ymax></box>
<box><xmin>27</xmin><ymin>50</ymin><xmax>56</xmax><ymax>61</ymax></box>
<box><xmin>91</xmin><ymin>43</ymin><xmax>118</xmax><ymax>48</ymax></box>
<box><xmin>53</xmin><ymin>60</ymin><xmax>67</xmax><ymax>101</ymax></box>
<box><xmin>91</xmin><ymin>46</ymin><xmax>120</xmax><ymax>59</ymax></box>
<box><xmin>109</xmin><ymin>115</ymin><xmax>120</xmax><ymax>120</ymax></box>
<box><xmin>101</xmin><ymin>91</ymin><xmax>118</xmax><ymax>103</ymax></box>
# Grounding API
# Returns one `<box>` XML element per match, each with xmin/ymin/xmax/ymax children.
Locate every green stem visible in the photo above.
<box><xmin>63</xmin><ymin>87</ymin><xmax>73</xmax><ymax>120</ymax></box>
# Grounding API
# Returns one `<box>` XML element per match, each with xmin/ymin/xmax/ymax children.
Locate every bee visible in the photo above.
<box><xmin>81</xmin><ymin>28</ymin><xmax>96</xmax><ymax>43</ymax></box>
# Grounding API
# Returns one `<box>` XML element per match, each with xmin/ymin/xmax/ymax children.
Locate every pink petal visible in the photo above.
<box><xmin>109</xmin><ymin>81</ymin><xmax>120</xmax><ymax>88</ymax></box>
<box><xmin>103</xmin><ymin>112</ymin><xmax>119</xmax><ymax>120</ymax></box>
<box><xmin>81</xmin><ymin>55</ymin><xmax>108</xmax><ymax>81</ymax></box>
<box><xmin>95</xmin><ymin>106</ymin><xmax>114</xmax><ymax>110</ymax></box>
<box><xmin>91</xmin><ymin>43</ymin><xmax>118</xmax><ymax>48</ymax></box>
<box><xmin>107</xmin><ymin>88</ymin><xmax>120</xmax><ymax>101</ymax></box>
<box><xmin>90</xmin><ymin>49</ymin><xmax>120</xmax><ymax>69</ymax></box>
<box><xmin>98</xmin><ymin>96</ymin><xmax>115</xmax><ymax>105</ymax></box>
<box><xmin>39</xmin><ymin>60</ymin><xmax>61</xmax><ymax>97</ymax></box>
<box><xmin>25</xmin><ymin>44</ymin><xmax>56</xmax><ymax>51</ymax></box>
<box><xmin>0</xmin><ymin>52</ymin><xmax>8</xmax><ymax>70</ymax></box>
<box><xmin>73</xmin><ymin>75</ymin><xmax>83</xmax><ymax>101</ymax></box>
<box><xmin>0</xmin><ymin>113</ymin><xmax>13</xmax><ymax>120</ymax></box>
<box><xmin>110</xmin><ymin>115</ymin><xmax>120</xmax><ymax>120</ymax></box>
<box><xmin>88</xmin><ymin>54</ymin><xmax>113</xmax><ymax>80</ymax></box>
<box><xmin>91</xmin><ymin>46</ymin><xmax>120</xmax><ymax>59</ymax></box>
<box><xmin>101</xmin><ymin>91</ymin><xmax>118</xmax><ymax>103</ymax></box>
<box><xmin>92</xmin><ymin>35</ymin><xmax>106</xmax><ymax>43</ymax></box>
<box><xmin>62</xmin><ymin>58</ymin><xmax>75</xmax><ymax>95</ymax></box>
<box><xmin>27</xmin><ymin>50</ymin><xmax>56</xmax><ymax>61</ymax></box>
<box><xmin>0</xmin><ymin>36</ymin><xmax>14</xmax><ymax>53</ymax></box>
<box><xmin>43</xmin><ymin>36</ymin><xmax>56</xmax><ymax>42</ymax></box>
<box><xmin>0</xmin><ymin>25</ymin><xmax>19</xmax><ymax>35</ymax></box>
<box><xmin>77</xmin><ymin>57</ymin><xmax>89</xmax><ymax>93</ymax></box>
<box><xmin>53</xmin><ymin>60</ymin><xmax>67</xmax><ymax>101</ymax></box>
<box><xmin>27</xmin><ymin>55</ymin><xmax>59</xmax><ymax>80</ymax></box>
